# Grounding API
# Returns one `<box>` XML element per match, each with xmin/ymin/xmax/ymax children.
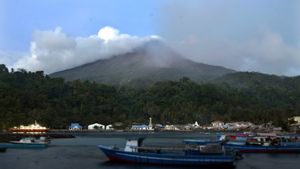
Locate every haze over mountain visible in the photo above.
<box><xmin>51</xmin><ymin>40</ymin><xmax>235</xmax><ymax>87</ymax></box>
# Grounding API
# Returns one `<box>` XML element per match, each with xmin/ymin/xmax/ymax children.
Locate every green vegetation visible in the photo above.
<box><xmin>0</xmin><ymin>64</ymin><xmax>299</xmax><ymax>130</ymax></box>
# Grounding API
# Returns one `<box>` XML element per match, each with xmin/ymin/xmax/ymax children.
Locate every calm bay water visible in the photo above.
<box><xmin>1</xmin><ymin>132</ymin><xmax>300</xmax><ymax>169</ymax></box>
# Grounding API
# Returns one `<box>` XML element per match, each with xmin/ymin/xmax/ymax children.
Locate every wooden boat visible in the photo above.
<box><xmin>0</xmin><ymin>137</ymin><xmax>49</xmax><ymax>149</ymax></box>
<box><xmin>222</xmin><ymin>134</ymin><xmax>300</xmax><ymax>153</ymax></box>
<box><xmin>185</xmin><ymin>133</ymin><xmax>300</xmax><ymax>153</ymax></box>
<box><xmin>224</xmin><ymin>143</ymin><xmax>300</xmax><ymax>153</ymax></box>
<box><xmin>98</xmin><ymin>138</ymin><xmax>241</xmax><ymax>167</ymax></box>
<box><xmin>0</xmin><ymin>142</ymin><xmax>47</xmax><ymax>149</ymax></box>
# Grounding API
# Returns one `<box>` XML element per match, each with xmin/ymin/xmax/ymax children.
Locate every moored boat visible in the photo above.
<box><xmin>0</xmin><ymin>142</ymin><xmax>47</xmax><ymax>149</ymax></box>
<box><xmin>9</xmin><ymin>121</ymin><xmax>49</xmax><ymax>133</ymax></box>
<box><xmin>0</xmin><ymin>137</ymin><xmax>49</xmax><ymax>149</ymax></box>
<box><xmin>222</xmin><ymin>133</ymin><xmax>300</xmax><ymax>153</ymax></box>
<box><xmin>186</xmin><ymin>133</ymin><xmax>300</xmax><ymax>153</ymax></box>
<box><xmin>224</xmin><ymin>143</ymin><xmax>300</xmax><ymax>153</ymax></box>
<box><xmin>98</xmin><ymin>138</ymin><xmax>241</xmax><ymax>167</ymax></box>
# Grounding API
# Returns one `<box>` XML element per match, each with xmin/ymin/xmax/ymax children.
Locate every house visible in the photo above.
<box><xmin>238</xmin><ymin>122</ymin><xmax>255</xmax><ymax>129</ymax></box>
<box><xmin>224</xmin><ymin>122</ymin><xmax>254</xmax><ymax>131</ymax></box>
<box><xmin>211</xmin><ymin>121</ymin><xmax>225</xmax><ymax>129</ymax></box>
<box><xmin>289</xmin><ymin>116</ymin><xmax>300</xmax><ymax>124</ymax></box>
<box><xmin>88</xmin><ymin>123</ymin><xmax>105</xmax><ymax>130</ymax></box>
<box><xmin>164</xmin><ymin>125</ymin><xmax>179</xmax><ymax>131</ymax></box>
<box><xmin>130</xmin><ymin>117</ymin><xmax>154</xmax><ymax>131</ymax></box>
<box><xmin>193</xmin><ymin>121</ymin><xmax>200</xmax><ymax>128</ymax></box>
<box><xmin>105</xmin><ymin>124</ymin><xmax>113</xmax><ymax>130</ymax></box>
<box><xmin>131</xmin><ymin>124</ymin><xmax>149</xmax><ymax>130</ymax></box>
<box><xmin>184</xmin><ymin>124</ymin><xmax>193</xmax><ymax>130</ymax></box>
<box><xmin>288</xmin><ymin>116</ymin><xmax>300</xmax><ymax>133</ymax></box>
<box><xmin>69</xmin><ymin>123</ymin><xmax>82</xmax><ymax>130</ymax></box>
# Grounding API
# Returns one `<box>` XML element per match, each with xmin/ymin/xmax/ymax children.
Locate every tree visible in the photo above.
<box><xmin>0</xmin><ymin>64</ymin><xmax>8</xmax><ymax>73</ymax></box>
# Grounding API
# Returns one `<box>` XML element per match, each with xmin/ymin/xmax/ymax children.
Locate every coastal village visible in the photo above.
<box><xmin>7</xmin><ymin>116</ymin><xmax>300</xmax><ymax>133</ymax></box>
<box><xmin>69</xmin><ymin>116</ymin><xmax>300</xmax><ymax>133</ymax></box>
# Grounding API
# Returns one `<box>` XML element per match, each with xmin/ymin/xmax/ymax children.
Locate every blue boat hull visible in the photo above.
<box><xmin>0</xmin><ymin>143</ymin><xmax>47</xmax><ymax>149</ymax></box>
<box><xmin>224</xmin><ymin>144</ymin><xmax>300</xmax><ymax>153</ymax></box>
<box><xmin>98</xmin><ymin>145</ymin><xmax>235</xmax><ymax>166</ymax></box>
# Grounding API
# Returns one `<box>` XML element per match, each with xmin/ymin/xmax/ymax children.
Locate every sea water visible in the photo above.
<box><xmin>0</xmin><ymin>132</ymin><xmax>300</xmax><ymax>169</ymax></box>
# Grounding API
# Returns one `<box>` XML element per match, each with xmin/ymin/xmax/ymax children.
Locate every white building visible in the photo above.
<box><xmin>164</xmin><ymin>125</ymin><xmax>180</xmax><ymax>131</ymax></box>
<box><xmin>289</xmin><ymin>116</ymin><xmax>300</xmax><ymax>124</ymax></box>
<box><xmin>224</xmin><ymin>122</ymin><xmax>255</xmax><ymax>130</ymax></box>
<box><xmin>88</xmin><ymin>123</ymin><xmax>105</xmax><ymax>130</ymax></box>
<box><xmin>130</xmin><ymin>117</ymin><xmax>154</xmax><ymax>131</ymax></box>
<box><xmin>193</xmin><ymin>121</ymin><xmax>200</xmax><ymax>128</ymax></box>
<box><xmin>69</xmin><ymin>123</ymin><xmax>82</xmax><ymax>130</ymax></box>
<box><xmin>211</xmin><ymin>121</ymin><xmax>225</xmax><ymax>129</ymax></box>
<box><xmin>131</xmin><ymin>124</ymin><xmax>150</xmax><ymax>130</ymax></box>
<box><xmin>105</xmin><ymin>124</ymin><xmax>113</xmax><ymax>130</ymax></box>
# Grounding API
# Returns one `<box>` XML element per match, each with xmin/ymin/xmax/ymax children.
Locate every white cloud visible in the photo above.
<box><xmin>241</xmin><ymin>31</ymin><xmax>300</xmax><ymax>75</ymax></box>
<box><xmin>14</xmin><ymin>26</ymin><xmax>159</xmax><ymax>73</ymax></box>
<box><xmin>0</xmin><ymin>51</ymin><xmax>23</xmax><ymax>68</ymax></box>
<box><xmin>98</xmin><ymin>26</ymin><xmax>122</xmax><ymax>42</ymax></box>
<box><xmin>170</xmin><ymin>31</ymin><xmax>300</xmax><ymax>76</ymax></box>
<box><xmin>158</xmin><ymin>1</ymin><xmax>300</xmax><ymax>76</ymax></box>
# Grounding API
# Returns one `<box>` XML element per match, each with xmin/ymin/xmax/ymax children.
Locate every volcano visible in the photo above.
<box><xmin>51</xmin><ymin>40</ymin><xmax>235</xmax><ymax>87</ymax></box>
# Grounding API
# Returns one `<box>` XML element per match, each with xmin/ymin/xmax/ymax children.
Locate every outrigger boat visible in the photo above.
<box><xmin>98</xmin><ymin>138</ymin><xmax>241</xmax><ymax>167</ymax></box>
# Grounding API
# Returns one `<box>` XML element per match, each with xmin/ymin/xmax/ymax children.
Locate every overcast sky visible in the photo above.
<box><xmin>0</xmin><ymin>0</ymin><xmax>299</xmax><ymax>75</ymax></box>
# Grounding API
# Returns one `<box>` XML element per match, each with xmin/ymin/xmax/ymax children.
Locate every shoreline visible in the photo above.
<box><xmin>1</xmin><ymin>130</ymin><xmax>299</xmax><ymax>142</ymax></box>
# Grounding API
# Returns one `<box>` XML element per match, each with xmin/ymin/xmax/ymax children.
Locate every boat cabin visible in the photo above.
<box><xmin>124</xmin><ymin>138</ymin><xmax>144</xmax><ymax>152</ymax></box>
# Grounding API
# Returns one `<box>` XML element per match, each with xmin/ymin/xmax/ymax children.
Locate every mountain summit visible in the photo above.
<box><xmin>51</xmin><ymin>40</ymin><xmax>235</xmax><ymax>87</ymax></box>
